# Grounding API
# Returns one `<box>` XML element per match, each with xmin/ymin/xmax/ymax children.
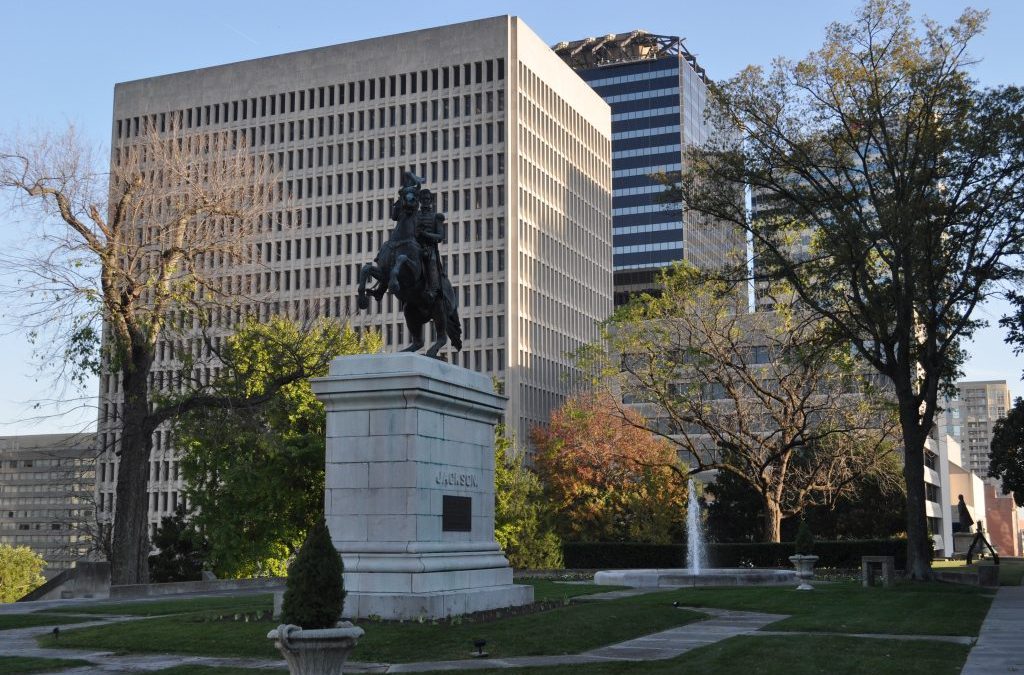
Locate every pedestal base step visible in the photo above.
<box><xmin>344</xmin><ymin>583</ymin><xmax>533</xmax><ymax>620</ymax></box>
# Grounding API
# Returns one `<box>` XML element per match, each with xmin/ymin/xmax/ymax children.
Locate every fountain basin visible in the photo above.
<box><xmin>594</xmin><ymin>568</ymin><xmax>797</xmax><ymax>588</ymax></box>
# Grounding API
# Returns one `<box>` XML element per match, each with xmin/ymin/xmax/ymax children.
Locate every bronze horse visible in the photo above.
<box><xmin>356</xmin><ymin>179</ymin><xmax>462</xmax><ymax>359</ymax></box>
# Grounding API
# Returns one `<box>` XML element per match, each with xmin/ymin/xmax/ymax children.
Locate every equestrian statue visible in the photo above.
<box><xmin>356</xmin><ymin>172</ymin><xmax>463</xmax><ymax>358</ymax></box>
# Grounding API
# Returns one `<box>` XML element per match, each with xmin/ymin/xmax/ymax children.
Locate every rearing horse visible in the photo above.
<box><xmin>356</xmin><ymin>188</ymin><xmax>462</xmax><ymax>359</ymax></box>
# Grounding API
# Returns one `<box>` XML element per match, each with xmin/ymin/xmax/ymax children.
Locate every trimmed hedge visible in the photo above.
<box><xmin>562</xmin><ymin>539</ymin><xmax>907</xmax><ymax>570</ymax></box>
<box><xmin>562</xmin><ymin>543</ymin><xmax>684</xmax><ymax>569</ymax></box>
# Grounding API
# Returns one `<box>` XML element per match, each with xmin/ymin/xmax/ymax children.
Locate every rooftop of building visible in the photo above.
<box><xmin>552</xmin><ymin>30</ymin><xmax>709</xmax><ymax>85</ymax></box>
<box><xmin>0</xmin><ymin>433</ymin><xmax>96</xmax><ymax>455</ymax></box>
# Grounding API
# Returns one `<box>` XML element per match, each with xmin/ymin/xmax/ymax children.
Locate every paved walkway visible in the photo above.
<box><xmin>385</xmin><ymin>608</ymin><xmax>787</xmax><ymax>672</ymax></box>
<box><xmin>961</xmin><ymin>585</ymin><xmax>1024</xmax><ymax>674</ymax></box>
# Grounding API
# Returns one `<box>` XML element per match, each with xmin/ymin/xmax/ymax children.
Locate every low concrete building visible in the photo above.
<box><xmin>0</xmin><ymin>433</ymin><xmax>97</xmax><ymax>577</ymax></box>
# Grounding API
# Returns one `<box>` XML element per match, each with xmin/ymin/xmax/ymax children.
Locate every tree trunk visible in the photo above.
<box><xmin>762</xmin><ymin>499</ymin><xmax>782</xmax><ymax>543</ymax></box>
<box><xmin>899</xmin><ymin>405</ymin><xmax>934</xmax><ymax>581</ymax></box>
<box><xmin>110</xmin><ymin>347</ymin><xmax>155</xmax><ymax>586</ymax></box>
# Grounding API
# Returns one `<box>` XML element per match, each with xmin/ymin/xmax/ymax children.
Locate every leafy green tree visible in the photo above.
<box><xmin>704</xmin><ymin>470</ymin><xmax>764</xmax><ymax>543</ymax></box>
<box><xmin>532</xmin><ymin>393</ymin><xmax>689</xmax><ymax>544</ymax></box>
<box><xmin>989</xmin><ymin>397</ymin><xmax>1024</xmax><ymax>507</ymax></box>
<box><xmin>0</xmin><ymin>544</ymin><xmax>46</xmax><ymax>603</ymax></box>
<box><xmin>174</xmin><ymin>317</ymin><xmax>380</xmax><ymax>578</ymax></box>
<box><xmin>707</xmin><ymin>454</ymin><xmax>906</xmax><ymax>543</ymax></box>
<box><xmin>493</xmin><ymin>425</ymin><xmax>562</xmax><ymax>569</ymax></box>
<box><xmin>148</xmin><ymin>503</ymin><xmax>208</xmax><ymax>583</ymax></box>
<box><xmin>661</xmin><ymin>1</ymin><xmax>1024</xmax><ymax>578</ymax></box>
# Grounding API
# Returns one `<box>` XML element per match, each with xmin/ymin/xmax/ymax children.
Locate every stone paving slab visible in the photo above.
<box><xmin>961</xmin><ymin>586</ymin><xmax>1024</xmax><ymax>674</ymax></box>
<box><xmin>758</xmin><ymin>630</ymin><xmax>974</xmax><ymax>645</ymax></box>
<box><xmin>582</xmin><ymin>609</ymin><xmax>786</xmax><ymax>662</ymax></box>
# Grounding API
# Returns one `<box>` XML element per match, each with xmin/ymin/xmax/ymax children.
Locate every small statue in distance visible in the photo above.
<box><xmin>356</xmin><ymin>172</ymin><xmax>462</xmax><ymax>359</ymax></box>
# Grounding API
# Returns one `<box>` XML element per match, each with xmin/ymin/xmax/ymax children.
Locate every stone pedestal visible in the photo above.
<box><xmin>311</xmin><ymin>353</ymin><xmax>533</xmax><ymax>619</ymax></box>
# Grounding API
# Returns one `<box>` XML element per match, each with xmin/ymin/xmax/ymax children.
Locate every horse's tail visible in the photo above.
<box><xmin>446</xmin><ymin>304</ymin><xmax>463</xmax><ymax>352</ymax></box>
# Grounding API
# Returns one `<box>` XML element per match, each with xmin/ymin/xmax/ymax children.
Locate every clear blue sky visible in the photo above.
<box><xmin>1</xmin><ymin>0</ymin><xmax>1021</xmax><ymax>434</ymax></box>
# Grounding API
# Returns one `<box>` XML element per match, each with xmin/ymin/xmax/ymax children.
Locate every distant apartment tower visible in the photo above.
<box><xmin>554</xmin><ymin>31</ymin><xmax>742</xmax><ymax>305</ymax></box>
<box><xmin>939</xmin><ymin>380</ymin><xmax>1012</xmax><ymax>476</ymax></box>
<box><xmin>0</xmin><ymin>434</ymin><xmax>96</xmax><ymax>577</ymax></box>
<box><xmin>96</xmin><ymin>17</ymin><xmax>613</xmax><ymax>538</ymax></box>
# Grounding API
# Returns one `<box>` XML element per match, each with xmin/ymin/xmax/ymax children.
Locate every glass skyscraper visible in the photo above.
<box><xmin>555</xmin><ymin>31</ymin><xmax>743</xmax><ymax>305</ymax></box>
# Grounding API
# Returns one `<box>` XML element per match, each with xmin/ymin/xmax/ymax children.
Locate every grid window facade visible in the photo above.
<box><xmin>0</xmin><ymin>434</ymin><xmax>97</xmax><ymax>575</ymax></box>
<box><xmin>99</xmin><ymin>17</ymin><xmax>613</xmax><ymax>529</ymax></box>
<box><xmin>557</xmin><ymin>39</ymin><xmax>744</xmax><ymax>306</ymax></box>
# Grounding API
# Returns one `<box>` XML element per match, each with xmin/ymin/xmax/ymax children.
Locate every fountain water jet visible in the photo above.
<box><xmin>593</xmin><ymin>475</ymin><xmax>797</xmax><ymax>589</ymax></box>
<box><xmin>686</xmin><ymin>478</ymin><xmax>706</xmax><ymax>575</ymax></box>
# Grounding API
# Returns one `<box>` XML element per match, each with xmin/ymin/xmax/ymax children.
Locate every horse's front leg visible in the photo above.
<box><xmin>370</xmin><ymin>267</ymin><xmax>386</xmax><ymax>301</ymax></box>
<box><xmin>357</xmin><ymin>263</ymin><xmax>373</xmax><ymax>310</ymax></box>
<box><xmin>389</xmin><ymin>254</ymin><xmax>407</xmax><ymax>295</ymax></box>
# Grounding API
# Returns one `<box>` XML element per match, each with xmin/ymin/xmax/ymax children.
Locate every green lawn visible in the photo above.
<box><xmin>0</xmin><ymin>613</ymin><xmax>95</xmax><ymax>631</ymax></box>
<box><xmin>29</xmin><ymin>579</ymin><xmax>993</xmax><ymax>670</ymax></box>
<box><xmin>36</xmin><ymin>594</ymin><xmax>273</xmax><ymax>617</ymax></box>
<box><xmin>352</xmin><ymin>592</ymin><xmax>702</xmax><ymax>662</ymax></box>
<box><xmin>0</xmin><ymin>656</ymin><xmax>94</xmax><ymax>673</ymax></box>
<box><xmin>667</xmin><ymin>581</ymin><xmax>992</xmax><ymax>636</ymax></box>
<box><xmin>37</xmin><ymin>611</ymin><xmax>282</xmax><ymax>660</ymax></box>
<box><xmin>36</xmin><ymin>585</ymin><xmax>701</xmax><ymax>663</ymax></box>
<box><xmin>460</xmin><ymin>635</ymin><xmax>971</xmax><ymax>675</ymax></box>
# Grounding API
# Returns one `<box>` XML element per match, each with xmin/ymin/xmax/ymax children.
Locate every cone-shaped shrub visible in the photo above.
<box><xmin>281</xmin><ymin>518</ymin><xmax>345</xmax><ymax>628</ymax></box>
<box><xmin>794</xmin><ymin>521</ymin><xmax>815</xmax><ymax>555</ymax></box>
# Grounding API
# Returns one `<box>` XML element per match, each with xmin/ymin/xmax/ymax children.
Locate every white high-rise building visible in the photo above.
<box><xmin>939</xmin><ymin>380</ymin><xmax>1012</xmax><ymax>476</ymax></box>
<box><xmin>96</xmin><ymin>17</ymin><xmax>613</xmax><ymax>539</ymax></box>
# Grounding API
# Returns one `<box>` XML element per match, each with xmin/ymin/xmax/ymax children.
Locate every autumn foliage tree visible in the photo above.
<box><xmin>531</xmin><ymin>393</ymin><xmax>688</xmax><ymax>544</ymax></box>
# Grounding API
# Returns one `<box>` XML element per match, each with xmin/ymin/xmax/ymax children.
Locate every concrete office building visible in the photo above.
<box><xmin>96</xmin><ymin>17</ymin><xmax>613</xmax><ymax>538</ymax></box>
<box><xmin>939</xmin><ymin>380</ymin><xmax>1012</xmax><ymax>476</ymax></box>
<box><xmin>555</xmin><ymin>31</ymin><xmax>743</xmax><ymax>305</ymax></box>
<box><xmin>0</xmin><ymin>434</ymin><xmax>96</xmax><ymax>576</ymax></box>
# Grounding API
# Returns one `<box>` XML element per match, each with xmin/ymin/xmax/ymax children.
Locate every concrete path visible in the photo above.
<box><xmin>384</xmin><ymin>607</ymin><xmax>787</xmax><ymax>672</ymax></box>
<box><xmin>758</xmin><ymin>630</ymin><xmax>974</xmax><ymax>645</ymax></box>
<box><xmin>961</xmin><ymin>585</ymin><xmax>1024</xmax><ymax>674</ymax></box>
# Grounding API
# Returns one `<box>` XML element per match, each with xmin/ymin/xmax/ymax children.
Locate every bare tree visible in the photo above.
<box><xmin>1</xmin><ymin>123</ymin><xmax>333</xmax><ymax>584</ymax></box>
<box><xmin>579</xmin><ymin>266</ymin><xmax>900</xmax><ymax>542</ymax></box>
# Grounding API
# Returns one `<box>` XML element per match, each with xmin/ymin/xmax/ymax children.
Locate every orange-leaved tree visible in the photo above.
<box><xmin>531</xmin><ymin>392</ymin><xmax>688</xmax><ymax>544</ymax></box>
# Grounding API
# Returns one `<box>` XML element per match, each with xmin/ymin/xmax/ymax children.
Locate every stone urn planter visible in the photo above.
<box><xmin>789</xmin><ymin>555</ymin><xmax>819</xmax><ymax>591</ymax></box>
<box><xmin>271</xmin><ymin>519</ymin><xmax>362</xmax><ymax>674</ymax></box>
<box><xmin>268</xmin><ymin>622</ymin><xmax>364</xmax><ymax>675</ymax></box>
